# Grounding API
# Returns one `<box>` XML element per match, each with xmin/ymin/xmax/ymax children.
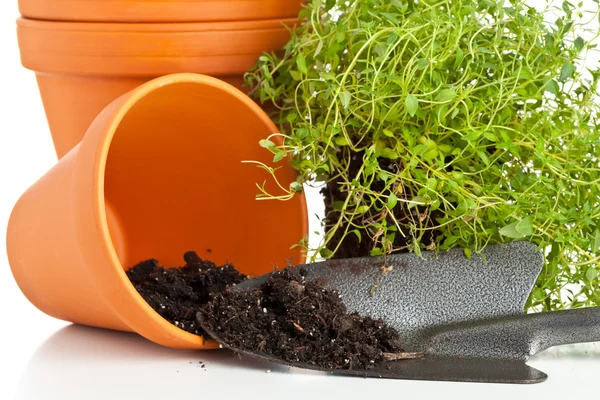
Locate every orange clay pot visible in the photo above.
<box><xmin>17</xmin><ymin>17</ymin><xmax>297</xmax><ymax>158</ymax></box>
<box><xmin>6</xmin><ymin>73</ymin><xmax>308</xmax><ymax>349</ymax></box>
<box><xmin>19</xmin><ymin>0</ymin><xmax>305</xmax><ymax>22</ymax></box>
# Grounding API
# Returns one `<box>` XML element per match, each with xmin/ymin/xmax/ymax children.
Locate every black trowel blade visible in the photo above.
<box><xmin>198</xmin><ymin>316</ymin><xmax>546</xmax><ymax>384</ymax></box>
<box><xmin>334</xmin><ymin>357</ymin><xmax>547</xmax><ymax>384</ymax></box>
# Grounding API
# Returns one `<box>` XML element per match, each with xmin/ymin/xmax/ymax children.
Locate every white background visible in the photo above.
<box><xmin>1</xmin><ymin>1</ymin><xmax>600</xmax><ymax>399</ymax></box>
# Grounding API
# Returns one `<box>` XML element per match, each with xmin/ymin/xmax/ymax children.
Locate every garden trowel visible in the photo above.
<box><xmin>199</xmin><ymin>241</ymin><xmax>600</xmax><ymax>383</ymax></box>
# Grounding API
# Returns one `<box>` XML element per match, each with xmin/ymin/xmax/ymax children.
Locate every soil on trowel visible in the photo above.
<box><xmin>200</xmin><ymin>267</ymin><xmax>405</xmax><ymax>370</ymax></box>
<box><xmin>127</xmin><ymin>251</ymin><xmax>246</xmax><ymax>336</ymax></box>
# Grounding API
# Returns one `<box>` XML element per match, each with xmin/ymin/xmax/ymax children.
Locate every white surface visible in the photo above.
<box><xmin>1</xmin><ymin>1</ymin><xmax>600</xmax><ymax>399</ymax></box>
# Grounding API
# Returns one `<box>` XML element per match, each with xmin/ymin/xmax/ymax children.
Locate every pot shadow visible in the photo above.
<box><xmin>17</xmin><ymin>324</ymin><xmax>324</xmax><ymax>399</ymax></box>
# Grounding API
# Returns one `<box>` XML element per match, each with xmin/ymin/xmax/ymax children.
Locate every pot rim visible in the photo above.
<box><xmin>17</xmin><ymin>17</ymin><xmax>297</xmax><ymax>76</ymax></box>
<box><xmin>18</xmin><ymin>0</ymin><xmax>305</xmax><ymax>23</ymax></box>
<box><xmin>17</xmin><ymin>16</ymin><xmax>299</xmax><ymax>32</ymax></box>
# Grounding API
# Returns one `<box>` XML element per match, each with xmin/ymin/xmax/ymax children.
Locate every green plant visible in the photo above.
<box><xmin>245</xmin><ymin>0</ymin><xmax>600</xmax><ymax>311</ymax></box>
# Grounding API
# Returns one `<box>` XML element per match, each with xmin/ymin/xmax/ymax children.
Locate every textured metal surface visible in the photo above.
<box><xmin>423</xmin><ymin>306</ymin><xmax>600</xmax><ymax>360</ymax></box>
<box><xmin>238</xmin><ymin>241</ymin><xmax>543</xmax><ymax>351</ymax></box>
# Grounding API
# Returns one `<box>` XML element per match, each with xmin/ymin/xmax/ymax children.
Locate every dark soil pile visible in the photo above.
<box><xmin>127</xmin><ymin>251</ymin><xmax>246</xmax><ymax>336</ymax></box>
<box><xmin>200</xmin><ymin>267</ymin><xmax>403</xmax><ymax>370</ymax></box>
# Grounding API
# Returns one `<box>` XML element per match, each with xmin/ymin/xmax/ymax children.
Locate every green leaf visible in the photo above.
<box><xmin>586</xmin><ymin>267</ymin><xmax>598</xmax><ymax>281</ymax></box>
<box><xmin>438</xmin><ymin>144</ymin><xmax>452</xmax><ymax>154</ymax></box>
<box><xmin>332</xmin><ymin>201</ymin><xmax>345</xmax><ymax>211</ymax></box>
<box><xmin>559</xmin><ymin>62</ymin><xmax>575</xmax><ymax>82</ymax></box>
<box><xmin>370</xmin><ymin>248</ymin><xmax>384</xmax><ymax>257</ymax></box>
<box><xmin>591</xmin><ymin>230</ymin><xmax>600</xmax><ymax>252</ymax></box>
<box><xmin>334</xmin><ymin>136</ymin><xmax>349</xmax><ymax>146</ymax></box>
<box><xmin>296</xmin><ymin>128</ymin><xmax>308</xmax><ymax>140</ymax></box>
<box><xmin>451</xmin><ymin>171</ymin><xmax>464</xmax><ymax>181</ymax></box>
<box><xmin>381</xmin><ymin>12</ymin><xmax>399</xmax><ymax>24</ymax></box>
<box><xmin>383</xmin><ymin>129</ymin><xmax>395</xmax><ymax>138</ymax></box>
<box><xmin>545</xmin><ymin>79</ymin><xmax>560</xmax><ymax>94</ymax></box>
<box><xmin>296</xmin><ymin>54</ymin><xmax>308</xmax><ymax>74</ymax></box>
<box><xmin>387</xmin><ymin>193</ymin><xmax>398</xmax><ymax>209</ymax></box>
<box><xmin>482</xmin><ymin>62</ymin><xmax>498</xmax><ymax>70</ymax></box>
<box><xmin>499</xmin><ymin>220</ymin><xmax>526</xmax><ymax>239</ymax></box>
<box><xmin>405</xmin><ymin>94</ymin><xmax>419</xmax><ymax>116</ymax></box>
<box><xmin>461</xmin><ymin>131</ymin><xmax>481</xmax><ymax>141</ymax></box>
<box><xmin>451</xmin><ymin>107</ymin><xmax>460</xmax><ymax>119</ymax></box>
<box><xmin>273</xmin><ymin>151</ymin><xmax>286</xmax><ymax>162</ymax></box>
<box><xmin>454</xmin><ymin>47</ymin><xmax>464</xmax><ymax>69</ymax></box>
<box><xmin>435</xmin><ymin>89</ymin><xmax>457</xmax><ymax>102</ymax></box>
<box><xmin>320</xmin><ymin>248</ymin><xmax>333</xmax><ymax>258</ymax></box>
<box><xmin>289</xmin><ymin>70</ymin><xmax>303</xmax><ymax>81</ymax></box>
<box><xmin>382</xmin><ymin>148</ymin><xmax>400</xmax><ymax>159</ymax></box>
<box><xmin>516</xmin><ymin>216</ymin><xmax>533</xmax><ymax>236</ymax></box>
<box><xmin>575</xmin><ymin>36</ymin><xmax>585</xmax><ymax>51</ymax></box>
<box><xmin>259</xmin><ymin>139</ymin><xmax>275</xmax><ymax>149</ymax></box>
<box><xmin>339</xmin><ymin>91</ymin><xmax>351</xmax><ymax>109</ymax></box>
<box><xmin>286</xmin><ymin>113</ymin><xmax>298</xmax><ymax>124</ymax></box>
<box><xmin>464</xmin><ymin>248</ymin><xmax>472</xmax><ymax>259</ymax></box>
<box><xmin>413</xmin><ymin>242</ymin><xmax>422</xmax><ymax>257</ymax></box>
<box><xmin>386</xmin><ymin>232</ymin><xmax>396</xmax><ymax>245</ymax></box>
<box><xmin>426</xmin><ymin>177</ymin><xmax>438</xmax><ymax>191</ymax></box>
<box><xmin>319</xmin><ymin>72</ymin><xmax>335</xmax><ymax>81</ymax></box>
<box><xmin>477</xmin><ymin>151</ymin><xmax>490</xmax><ymax>165</ymax></box>
<box><xmin>484</xmin><ymin>132</ymin><xmax>498</xmax><ymax>142</ymax></box>
<box><xmin>378</xmin><ymin>170</ymin><xmax>389</xmax><ymax>182</ymax></box>
<box><xmin>443</xmin><ymin>235</ymin><xmax>458</xmax><ymax>247</ymax></box>
<box><xmin>417</xmin><ymin>58</ymin><xmax>430</xmax><ymax>70</ymax></box>
<box><xmin>423</xmin><ymin>148</ymin><xmax>439</xmax><ymax>160</ymax></box>
<box><xmin>533</xmin><ymin>288</ymin><xmax>545</xmax><ymax>300</ymax></box>
<box><xmin>517</xmin><ymin>67</ymin><xmax>533</xmax><ymax>80</ymax></box>
<box><xmin>314</xmin><ymin>40</ymin><xmax>324</xmax><ymax>57</ymax></box>
<box><xmin>355</xmin><ymin>205</ymin><xmax>370</xmax><ymax>215</ymax></box>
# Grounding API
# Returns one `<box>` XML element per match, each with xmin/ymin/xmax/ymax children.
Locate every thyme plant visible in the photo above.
<box><xmin>245</xmin><ymin>0</ymin><xmax>600</xmax><ymax>311</ymax></box>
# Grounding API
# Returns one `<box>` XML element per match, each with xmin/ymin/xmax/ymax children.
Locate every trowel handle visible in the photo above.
<box><xmin>426</xmin><ymin>306</ymin><xmax>600</xmax><ymax>360</ymax></box>
<box><xmin>529</xmin><ymin>306</ymin><xmax>600</xmax><ymax>355</ymax></box>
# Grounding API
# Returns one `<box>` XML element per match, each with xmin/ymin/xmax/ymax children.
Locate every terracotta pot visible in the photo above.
<box><xmin>6</xmin><ymin>73</ymin><xmax>308</xmax><ymax>349</ymax></box>
<box><xmin>19</xmin><ymin>0</ymin><xmax>305</xmax><ymax>22</ymax></box>
<box><xmin>17</xmin><ymin>17</ymin><xmax>296</xmax><ymax>158</ymax></box>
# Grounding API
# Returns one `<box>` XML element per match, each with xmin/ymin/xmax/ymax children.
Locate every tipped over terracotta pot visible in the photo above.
<box><xmin>6</xmin><ymin>73</ymin><xmax>308</xmax><ymax>349</ymax></box>
<box><xmin>19</xmin><ymin>0</ymin><xmax>305</xmax><ymax>22</ymax></box>
<box><xmin>17</xmin><ymin>17</ymin><xmax>297</xmax><ymax>158</ymax></box>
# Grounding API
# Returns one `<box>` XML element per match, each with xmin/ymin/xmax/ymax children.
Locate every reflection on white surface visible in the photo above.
<box><xmin>16</xmin><ymin>325</ymin><xmax>324</xmax><ymax>399</ymax></box>
<box><xmin>15</xmin><ymin>324</ymin><xmax>600</xmax><ymax>400</ymax></box>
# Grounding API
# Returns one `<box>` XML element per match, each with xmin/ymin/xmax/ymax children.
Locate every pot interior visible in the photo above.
<box><xmin>102</xmin><ymin>80</ymin><xmax>307</xmax><ymax>275</ymax></box>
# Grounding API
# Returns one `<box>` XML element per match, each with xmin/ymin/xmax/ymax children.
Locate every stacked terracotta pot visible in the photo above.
<box><xmin>17</xmin><ymin>0</ymin><xmax>303</xmax><ymax>158</ymax></box>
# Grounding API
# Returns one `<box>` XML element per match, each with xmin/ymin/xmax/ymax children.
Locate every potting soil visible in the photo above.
<box><xmin>200</xmin><ymin>267</ymin><xmax>404</xmax><ymax>370</ymax></box>
<box><xmin>126</xmin><ymin>251</ymin><xmax>246</xmax><ymax>336</ymax></box>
